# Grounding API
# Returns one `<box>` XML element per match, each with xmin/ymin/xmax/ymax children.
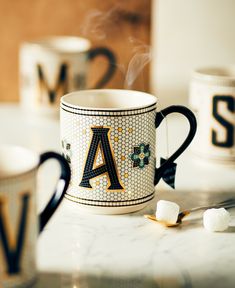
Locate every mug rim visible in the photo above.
<box><xmin>193</xmin><ymin>65</ymin><xmax>235</xmax><ymax>85</ymax></box>
<box><xmin>61</xmin><ymin>89</ymin><xmax>157</xmax><ymax>111</ymax></box>
<box><xmin>0</xmin><ymin>145</ymin><xmax>39</xmax><ymax>181</ymax></box>
<box><xmin>21</xmin><ymin>36</ymin><xmax>91</xmax><ymax>54</ymax></box>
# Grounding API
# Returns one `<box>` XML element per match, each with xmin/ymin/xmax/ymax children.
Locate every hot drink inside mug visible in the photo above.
<box><xmin>60</xmin><ymin>89</ymin><xmax>197</xmax><ymax>214</ymax></box>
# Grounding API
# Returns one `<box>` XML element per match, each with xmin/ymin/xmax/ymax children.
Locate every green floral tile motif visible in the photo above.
<box><xmin>62</xmin><ymin>139</ymin><xmax>72</xmax><ymax>164</ymax></box>
<box><xmin>130</xmin><ymin>143</ymin><xmax>151</xmax><ymax>169</ymax></box>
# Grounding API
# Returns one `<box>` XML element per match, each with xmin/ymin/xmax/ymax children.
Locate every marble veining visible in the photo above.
<box><xmin>37</xmin><ymin>190</ymin><xmax>235</xmax><ymax>288</ymax></box>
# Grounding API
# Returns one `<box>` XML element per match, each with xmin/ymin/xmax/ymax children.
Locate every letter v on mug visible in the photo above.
<box><xmin>190</xmin><ymin>66</ymin><xmax>235</xmax><ymax>163</ymax></box>
<box><xmin>0</xmin><ymin>146</ymin><xmax>71</xmax><ymax>288</ymax></box>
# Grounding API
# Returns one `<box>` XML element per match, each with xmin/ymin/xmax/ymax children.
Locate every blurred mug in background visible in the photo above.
<box><xmin>190</xmin><ymin>66</ymin><xmax>235</xmax><ymax>163</ymax></box>
<box><xmin>19</xmin><ymin>36</ymin><xmax>116</xmax><ymax>117</ymax></box>
<box><xmin>0</xmin><ymin>146</ymin><xmax>70</xmax><ymax>288</ymax></box>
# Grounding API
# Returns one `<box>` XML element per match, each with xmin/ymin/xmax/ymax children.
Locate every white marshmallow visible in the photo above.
<box><xmin>156</xmin><ymin>200</ymin><xmax>180</xmax><ymax>224</ymax></box>
<box><xmin>203</xmin><ymin>208</ymin><xmax>230</xmax><ymax>232</ymax></box>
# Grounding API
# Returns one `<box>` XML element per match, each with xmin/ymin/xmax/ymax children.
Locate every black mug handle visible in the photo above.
<box><xmin>39</xmin><ymin>152</ymin><xmax>71</xmax><ymax>232</ymax></box>
<box><xmin>88</xmin><ymin>47</ymin><xmax>116</xmax><ymax>88</ymax></box>
<box><xmin>154</xmin><ymin>105</ymin><xmax>197</xmax><ymax>186</ymax></box>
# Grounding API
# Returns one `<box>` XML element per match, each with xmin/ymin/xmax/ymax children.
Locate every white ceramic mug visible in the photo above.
<box><xmin>60</xmin><ymin>89</ymin><xmax>197</xmax><ymax>214</ymax></box>
<box><xmin>0</xmin><ymin>146</ymin><xmax>70</xmax><ymax>288</ymax></box>
<box><xmin>190</xmin><ymin>66</ymin><xmax>235</xmax><ymax>162</ymax></box>
<box><xmin>19</xmin><ymin>36</ymin><xmax>116</xmax><ymax>116</ymax></box>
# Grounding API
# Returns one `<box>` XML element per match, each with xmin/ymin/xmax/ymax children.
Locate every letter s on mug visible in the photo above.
<box><xmin>212</xmin><ymin>95</ymin><xmax>235</xmax><ymax>148</ymax></box>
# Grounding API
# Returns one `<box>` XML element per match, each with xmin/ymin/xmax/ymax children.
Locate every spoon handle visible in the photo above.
<box><xmin>189</xmin><ymin>198</ymin><xmax>235</xmax><ymax>213</ymax></box>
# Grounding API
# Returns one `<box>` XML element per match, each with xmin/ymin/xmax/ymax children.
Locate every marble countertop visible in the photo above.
<box><xmin>1</xmin><ymin>104</ymin><xmax>235</xmax><ymax>288</ymax></box>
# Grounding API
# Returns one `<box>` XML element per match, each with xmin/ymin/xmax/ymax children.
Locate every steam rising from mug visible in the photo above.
<box><xmin>81</xmin><ymin>6</ymin><xmax>119</xmax><ymax>40</ymax></box>
<box><xmin>81</xmin><ymin>6</ymin><xmax>152</xmax><ymax>90</ymax></box>
<box><xmin>124</xmin><ymin>37</ymin><xmax>152</xmax><ymax>89</ymax></box>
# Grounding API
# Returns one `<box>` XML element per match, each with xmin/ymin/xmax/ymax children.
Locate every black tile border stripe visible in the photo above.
<box><xmin>65</xmin><ymin>191</ymin><xmax>154</xmax><ymax>203</ymax></box>
<box><xmin>61</xmin><ymin>107</ymin><xmax>156</xmax><ymax>117</ymax></box>
<box><xmin>65</xmin><ymin>194</ymin><xmax>154</xmax><ymax>207</ymax></box>
<box><xmin>61</xmin><ymin>102</ymin><xmax>157</xmax><ymax>113</ymax></box>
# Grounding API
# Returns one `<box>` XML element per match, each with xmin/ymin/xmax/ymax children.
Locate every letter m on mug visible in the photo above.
<box><xmin>37</xmin><ymin>63</ymin><xmax>68</xmax><ymax>105</ymax></box>
<box><xmin>0</xmin><ymin>193</ymin><xmax>30</xmax><ymax>275</ymax></box>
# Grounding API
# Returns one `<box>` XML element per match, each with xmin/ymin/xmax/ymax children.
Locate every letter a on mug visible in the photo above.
<box><xmin>80</xmin><ymin>126</ymin><xmax>124</xmax><ymax>191</ymax></box>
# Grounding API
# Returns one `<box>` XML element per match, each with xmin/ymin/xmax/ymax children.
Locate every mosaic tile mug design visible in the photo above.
<box><xmin>61</xmin><ymin>89</ymin><xmax>197</xmax><ymax>214</ymax></box>
<box><xmin>0</xmin><ymin>146</ymin><xmax>71</xmax><ymax>288</ymax></box>
<box><xmin>20</xmin><ymin>36</ymin><xmax>116</xmax><ymax>116</ymax></box>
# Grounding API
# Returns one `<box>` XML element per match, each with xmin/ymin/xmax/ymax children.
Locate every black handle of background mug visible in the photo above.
<box><xmin>39</xmin><ymin>152</ymin><xmax>71</xmax><ymax>233</ymax></box>
<box><xmin>88</xmin><ymin>47</ymin><xmax>116</xmax><ymax>88</ymax></box>
<box><xmin>154</xmin><ymin>105</ymin><xmax>197</xmax><ymax>185</ymax></box>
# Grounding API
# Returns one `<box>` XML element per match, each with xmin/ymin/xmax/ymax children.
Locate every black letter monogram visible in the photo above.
<box><xmin>37</xmin><ymin>63</ymin><xmax>68</xmax><ymax>104</ymax></box>
<box><xmin>0</xmin><ymin>193</ymin><xmax>30</xmax><ymax>274</ymax></box>
<box><xmin>80</xmin><ymin>127</ymin><xmax>124</xmax><ymax>191</ymax></box>
<box><xmin>212</xmin><ymin>95</ymin><xmax>235</xmax><ymax>148</ymax></box>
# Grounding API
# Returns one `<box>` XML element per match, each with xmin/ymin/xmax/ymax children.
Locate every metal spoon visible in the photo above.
<box><xmin>144</xmin><ymin>198</ymin><xmax>235</xmax><ymax>227</ymax></box>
